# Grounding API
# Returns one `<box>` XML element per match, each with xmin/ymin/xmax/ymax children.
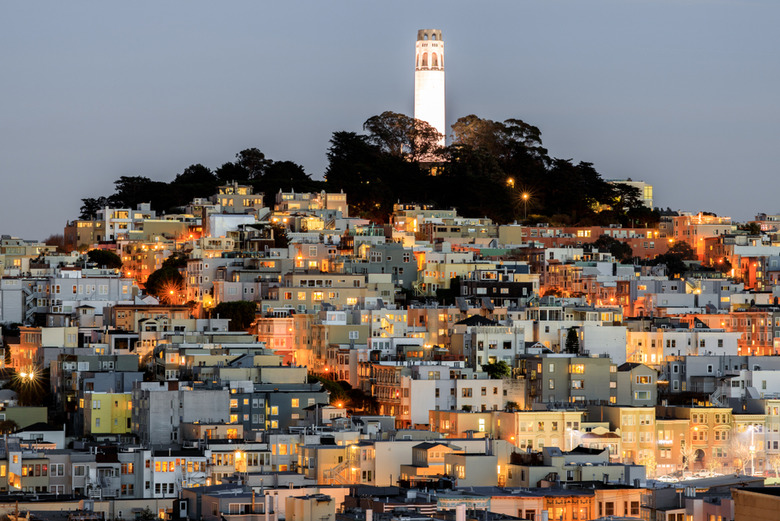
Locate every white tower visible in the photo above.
<box><xmin>414</xmin><ymin>29</ymin><xmax>446</xmax><ymax>147</ymax></box>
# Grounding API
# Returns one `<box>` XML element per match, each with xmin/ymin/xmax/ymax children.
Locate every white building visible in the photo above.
<box><xmin>414</xmin><ymin>29</ymin><xmax>445</xmax><ymax>147</ymax></box>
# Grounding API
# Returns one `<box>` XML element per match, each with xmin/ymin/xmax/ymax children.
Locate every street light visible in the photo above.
<box><xmin>747</xmin><ymin>425</ymin><xmax>756</xmax><ymax>476</ymax></box>
<box><xmin>522</xmin><ymin>193</ymin><xmax>530</xmax><ymax>221</ymax></box>
<box><xmin>567</xmin><ymin>427</ymin><xmax>581</xmax><ymax>451</ymax></box>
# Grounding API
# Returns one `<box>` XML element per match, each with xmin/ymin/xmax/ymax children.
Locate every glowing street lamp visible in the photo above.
<box><xmin>747</xmin><ymin>425</ymin><xmax>756</xmax><ymax>476</ymax></box>
<box><xmin>567</xmin><ymin>427</ymin><xmax>581</xmax><ymax>451</ymax></box>
<box><xmin>522</xmin><ymin>193</ymin><xmax>530</xmax><ymax>221</ymax></box>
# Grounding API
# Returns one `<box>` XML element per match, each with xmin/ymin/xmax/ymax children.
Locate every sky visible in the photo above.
<box><xmin>2</xmin><ymin>1</ymin><xmax>779</xmax><ymax>240</ymax></box>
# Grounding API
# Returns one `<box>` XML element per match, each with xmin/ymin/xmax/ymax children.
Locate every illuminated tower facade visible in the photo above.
<box><xmin>414</xmin><ymin>29</ymin><xmax>446</xmax><ymax>147</ymax></box>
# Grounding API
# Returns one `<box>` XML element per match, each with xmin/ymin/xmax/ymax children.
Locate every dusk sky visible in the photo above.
<box><xmin>2</xmin><ymin>1</ymin><xmax>779</xmax><ymax>240</ymax></box>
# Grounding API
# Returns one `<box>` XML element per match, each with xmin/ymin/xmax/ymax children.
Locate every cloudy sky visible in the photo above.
<box><xmin>2</xmin><ymin>1</ymin><xmax>778</xmax><ymax>239</ymax></box>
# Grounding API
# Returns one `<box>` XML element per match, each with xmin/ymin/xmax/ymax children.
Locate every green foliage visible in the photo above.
<box><xmin>79</xmin><ymin>196</ymin><xmax>109</xmax><ymax>220</ymax></box>
<box><xmin>505</xmin><ymin>401</ymin><xmax>520</xmax><ymax>411</ymax></box>
<box><xmin>591</xmin><ymin>235</ymin><xmax>634</xmax><ymax>263</ymax></box>
<box><xmin>86</xmin><ymin>249</ymin><xmax>122</xmax><ymax>269</ymax></box>
<box><xmin>7</xmin><ymin>368</ymin><xmax>52</xmax><ymax>407</ymax></box>
<box><xmin>739</xmin><ymin>222</ymin><xmax>762</xmax><ymax>235</ymax></box>
<box><xmin>144</xmin><ymin>266</ymin><xmax>184</xmax><ymax>300</ymax></box>
<box><xmin>434</xmin><ymin>277</ymin><xmax>461</xmax><ymax>306</ymax></box>
<box><xmin>565</xmin><ymin>327</ymin><xmax>580</xmax><ymax>354</ymax></box>
<box><xmin>74</xmin><ymin>112</ymin><xmax>660</xmax><ymax>229</ymax></box>
<box><xmin>270</xmin><ymin>224</ymin><xmax>289</xmax><ymax>248</ymax></box>
<box><xmin>0</xmin><ymin>420</ymin><xmax>18</xmax><ymax>434</ymax></box>
<box><xmin>212</xmin><ymin>301</ymin><xmax>258</xmax><ymax>331</ymax></box>
<box><xmin>44</xmin><ymin>234</ymin><xmax>69</xmax><ymax>253</ymax></box>
<box><xmin>481</xmin><ymin>360</ymin><xmax>511</xmax><ymax>379</ymax></box>
<box><xmin>649</xmin><ymin>241</ymin><xmax>697</xmax><ymax>279</ymax></box>
<box><xmin>363</xmin><ymin>110</ymin><xmax>443</xmax><ymax>161</ymax></box>
<box><xmin>666</xmin><ymin>241</ymin><xmax>695</xmax><ymax>260</ymax></box>
<box><xmin>162</xmin><ymin>252</ymin><xmax>188</xmax><ymax>269</ymax></box>
<box><xmin>308</xmin><ymin>375</ymin><xmax>379</xmax><ymax>413</ymax></box>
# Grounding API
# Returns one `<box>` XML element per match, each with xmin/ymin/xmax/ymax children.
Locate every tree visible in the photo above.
<box><xmin>86</xmin><ymin>249</ymin><xmax>122</xmax><ymax>269</ymax></box>
<box><xmin>138</xmin><ymin>508</ymin><xmax>155</xmax><ymax>521</ymax></box>
<box><xmin>680</xmin><ymin>441</ymin><xmax>697</xmax><ymax>473</ymax></box>
<box><xmin>212</xmin><ymin>301</ymin><xmax>258</xmax><ymax>331</ymax></box>
<box><xmin>44</xmin><ymin>234</ymin><xmax>69</xmax><ymax>253</ymax></box>
<box><xmin>0</xmin><ymin>420</ymin><xmax>17</xmax><ymax>434</ymax></box>
<box><xmin>270</xmin><ymin>224</ymin><xmax>289</xmax><ymax>248</ymax></box>
<box><xmin>79</xmin><ymin>196</ymin><xmax>109</xmax><ymax>220</ymax></box>
<box><xmin>235</xmin><ymin>148</ymin><xmax>271</xmax><ymax>181</ymax></box>
<box><xmin>729</xmin><ymin>437</ymin><xmax>752</xmax><ymax>474</ymax></box>
<box><xmin>363</xmin><ymin>111</ymin><xmax>443</xmax><ymax>161</ymax></box>
<box><xmin>173</xmin><ymin>163</ymin><xmax>216</xmax><ymax>185</ymax></box>
<box><xmin>564</xmin><ymin>327</ymin><xmax>580</xmax><ymax>354</ymax></box>
<box><xmin>259</xmin><ymin>160</ymin><xmax>320</xmax><ymax>195</ymax></box>
<box><xmin>667</xmin><ymin>241</ymin><xmax>696</xmax><ymax>260</ymax></box>
<box><xmin>591</xmin><ymin>235</ymin><xmax>633</xmax><ymax>263</ymax></box>
<box><xmin>145</xmin><ymin>266</ymin><xmax>184</xmax><ymax>302</ymax></box>
<box><xmin>162</xmin><ymin>252</ymin><xmax>188</xmax><ymax>269</ymax></box>
<box><xmin>639</xmin><ymin>452</ymin><xmax>658</xmax><ymax>478</ymax></box>
<box><xmin>769</xmin><ymin>453</ymin><xmax>780</xmax><ymax>478</ymax></box>
<box><xmin>481</xmin><ymin>360</ymin><xmax>511</xmax><ymax>379</ymax></box>
<box><xmin>505</xmin><ymin>401</ymin><xmax>520</xmax><ymax>411</ymax></box>
<box><xmin>108</xmin><ymin>176</ymin><xmax>156</xmax><ymax>207</ymax></box>
<box><xmin>739</xmin><ymin>222</ymin><xmax>762</xmax><ymax>235</ymax></box>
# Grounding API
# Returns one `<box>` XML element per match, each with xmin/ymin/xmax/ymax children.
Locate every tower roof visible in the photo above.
<box><xmin>417</xmin><ymin>29</ymin><xmax>443</xmax><ymax>42</ymax></box>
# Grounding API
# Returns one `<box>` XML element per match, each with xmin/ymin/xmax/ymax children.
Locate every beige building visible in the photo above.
<box><xmin>588</xmin><ymin>405</ymin><xmax>656</xmax><ymax>467</ymax></box>
<box><xmin>286</xmin><ymin>494</ymin><xmax>336</xmax><ymax>521</ymax></box>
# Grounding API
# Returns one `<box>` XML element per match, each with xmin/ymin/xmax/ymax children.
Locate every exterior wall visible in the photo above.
<box><xmin>82</xmin><ymin>392</ymin><xmax>133</xmax><ymax>435</ymax></box>
<box><xmin>615</xmin><ymin>365</ymin><xmax>657</xmax><ymax>406</ymax></box>
<box><xmin>414</xmin><ymin>29</ymin><xmax>445</xmax><ymax>146</ymax></box>
<box><xmin>733</xmin><ymin>488</ymin><xmax>780</xmax><ymax>521</ymax></box>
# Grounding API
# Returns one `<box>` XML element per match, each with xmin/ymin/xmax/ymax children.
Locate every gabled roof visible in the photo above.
<box><xmin>413</xmin><ymin>441</ymin><xmax>457</xmax><ymax>451</ymax></box>
<box><xmin>455</xmin><ymin>315</ymin><xmax>498</xmax><ymax>327</ymax></box>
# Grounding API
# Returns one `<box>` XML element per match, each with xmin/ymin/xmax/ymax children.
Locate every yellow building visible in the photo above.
<box><xmin>588</xmin><ymin>406</ymin><xmax>656</xmax><ymax>467</ymax></box>
<box><xmin>82</xmin><ymin>392</ymin><xmax>133</xmax><ymax>435</ymax></box>
<box><xmin>414</xmin><ymin>258</ymin><xmax>497</xmax><ymax>297</ymax></box>
<box><xmin>656</xmin><ymin>405</ymin><xmax>734</xmax><ymax>473</ymax></box>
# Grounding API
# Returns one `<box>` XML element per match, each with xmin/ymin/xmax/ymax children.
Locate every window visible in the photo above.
<box><xmin>462</xmin><ymin>388</ymin><xmax>472</xmax><ymax>398</ymax></box>
<box><xmin>291</xmin><ymin>398</ymin><xmax>299</xmax><ymax>408</ymax></box>
<box><xmin>548</xmin><ymin>379</ymin><xmax>555</xmax><ymax>390</ymax></box>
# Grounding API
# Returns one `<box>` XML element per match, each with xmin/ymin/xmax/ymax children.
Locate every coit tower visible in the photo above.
<box><xmin>414</xmin><ymin>29</ymin><xmax>446</xmax><ymax>147</ymax></box>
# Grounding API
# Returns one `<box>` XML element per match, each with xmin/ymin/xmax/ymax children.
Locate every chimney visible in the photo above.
<box><xmin>456</xmin><ymin>505</ymin><xmax>466</xmax><ymax>521</ymax></box>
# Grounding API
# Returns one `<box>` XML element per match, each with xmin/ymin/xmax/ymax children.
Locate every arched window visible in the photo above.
<box><xmin>432</xmin><ymin>53</ymin><xmax>438</xmax><ymax>68</ymax></box>
<box><xmin>431</xmin><ymin>34</ymin><xmax>437</xmax><ymax>41</ymax></box>
<box><xmin>440</xmin><ymin>54</ymin><xmax>444</xmax><ymax>68</ymax></box>
<box><xmin>422</xmin><ymin>53</ymin><xmax>428</xmax><ymax>68</ymax></box>
<box><xmin>416</xmin><ymin>54</ymin><xmax>420</xmax><ymax>68</ymax></box>
<box><xmin>424</xmin><ymin>34</ymin><xmax>428</xmax><ymax>41</ymax></box>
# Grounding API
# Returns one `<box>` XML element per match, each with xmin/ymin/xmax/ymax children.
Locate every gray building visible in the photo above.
<box><xmin>229</xmin><ymin>382</ymin><xmax>330</xmax><ymax>432</ymax></box>
<box><xmin>336</xmin><ymin>242</ymin><xmax>418</xmax><ymax>290</ymax></box>
<box><xmin>518</xmin><ymin>353</ymin><xmax>616</xmax><ymax>406</ymax></box>
<box><xmin>132</xmin><ymin>382</ymin><xmax>230</xmax><ymax>446</ymax></box>
<box><xmin>615</xmin><ymin>363</ymin><xmax>657</xmax><ymax>406</ymax></box>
